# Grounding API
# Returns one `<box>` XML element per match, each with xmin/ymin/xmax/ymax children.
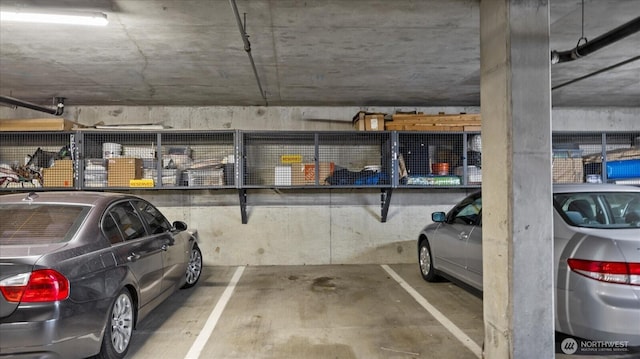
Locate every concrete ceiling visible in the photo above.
<box><xmin>0</xmin><ymin>0</ymin><xmax>639</xmax><ymax>108</ymax></box>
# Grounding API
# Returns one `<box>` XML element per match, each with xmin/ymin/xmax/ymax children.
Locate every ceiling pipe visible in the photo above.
<box><xmin>0</xmin><ymin>95</ymin><xmax>65</xmax><ymax>116</ymax></box>
<box><xmin>552</xmin><ymin>55</ymin><xmax>640</xmax><ymax>91</ymax></box>
<box><xmin>551</xmin><ymin>16</ymin><xmax>640</xmax><ymax>64</ymax></box>
<box><xmin>229</xmin><ymin>0</ymin><xmax>268</xmax><ymax>106</ymax></box>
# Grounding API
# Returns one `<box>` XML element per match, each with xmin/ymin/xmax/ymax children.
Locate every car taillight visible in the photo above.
<box><xmin>0</xmin><ymin>269</ymin><xmax>69</xmax><ymax>303</ymax></box>
<box><xmin>568</xmin><ymin>258</ymin><xmax>640</xmax><ymax>286</ymax></box>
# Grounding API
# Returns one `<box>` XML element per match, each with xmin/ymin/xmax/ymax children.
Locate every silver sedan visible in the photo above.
<box><xmin>417</xmin><ymin>184</ymin><xmax>640</xmax><ymax>346</ymax></box>
<box><xmin>0</xmin><ymin>191</ymin><xmax>203</xmax><ymax>359</ymax></box>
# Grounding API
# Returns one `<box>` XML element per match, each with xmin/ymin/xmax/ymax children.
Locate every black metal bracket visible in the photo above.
<box><xmin>380</xmin><ymin>188</ymin><xmax>393</xmax><ymax>223</ymax></box>
<box><xmin>239</xmin><ymin>189</ymin><xmax>248</xmax><ymax>224</ymax></box>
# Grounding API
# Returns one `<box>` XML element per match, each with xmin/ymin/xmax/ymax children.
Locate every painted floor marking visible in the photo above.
<box><xmin>185</xmin><ymin>265</ymin><xmax>246</xmax><ymax>359</ymax></box>
<box><xmin>381</xmin><ymin>264</ymin><xmax>483</xmax><ymax>358</ymax></box>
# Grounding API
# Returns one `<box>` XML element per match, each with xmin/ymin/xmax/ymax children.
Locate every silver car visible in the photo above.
<box><xmin>0</xmin><ymin>191</ymin><xmax>203</xmax><ymax>359</ymax></box>
<box><xmin>417</xmin><ymin>184</ymin><xmax>640</xmax><ymax>346</ymax></box>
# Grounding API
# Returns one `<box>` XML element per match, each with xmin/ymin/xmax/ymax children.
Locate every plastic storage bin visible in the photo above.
<box><xmin>606</xmin><ymin>159</ymin><xmax>640</xmax><ymax>179</ymax></box>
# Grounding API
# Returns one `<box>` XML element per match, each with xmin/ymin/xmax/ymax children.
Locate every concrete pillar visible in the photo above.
<box><xmin>480</xmin><ymin>1</ymin><xmax>554</xmax><ymax>358</ymax></box>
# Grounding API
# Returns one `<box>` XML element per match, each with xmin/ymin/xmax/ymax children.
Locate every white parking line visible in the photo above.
<box><xmin>185</xmin><ymin>265</ymin><xmax>246</xmax><ymax>359</ymax></box>
<box><xmin>381</xmin><ymin>264</ymin><xmax>483</xmax><ymax>358</ymax></box>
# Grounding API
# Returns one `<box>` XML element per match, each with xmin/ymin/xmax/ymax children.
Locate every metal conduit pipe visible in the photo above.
<box><xmin>551</xmin><ymin>16</ymin><xmax>640</xmax><ymax>64</ymax></box>
<box><xmin>229</xmin><ymin>0</ymin><xmax>268</xmax><ymax>105</ymax></box>
<box><xmin>0</xmin><ymin>95</ymin><xmax>65</xmax><ymax>116</ymax></box>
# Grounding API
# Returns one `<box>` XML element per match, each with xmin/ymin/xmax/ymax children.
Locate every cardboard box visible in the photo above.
<box><xmin>553</xmin><ymin>158</ymin><xmax>584</xmax><ymax>183</ymax></box>
<box><xmin>42</xmin><ymin>168</ymin><xmax>74</xmax><ymax>187</ymax></box>
<box><xmin>0</xmin><ymin>118</ymin><xmax>85</xmax><ymax>131</ymax></box>
<box><xmin>108</xmin><ymin>158</ymin><xmax>143</xmax><ymax>187</ymax></box>
<box><xmin>274</xmin><ymin>165</ymin><xmax>292</xmax><ymax>186</ymax></box>
<box><xmin>352</xmin><ymin>111</ymin><xmax>386</xmax><ymax>131</ymax></box>
<box><xmin>291</xmin><ymin>162</ymin><xmax>335</xmax><ymax>185</ymax></box>
<box><xmin>51</xmin><ymin>159</ymin><xmax>74</xmax><ymax>170</ymax></box>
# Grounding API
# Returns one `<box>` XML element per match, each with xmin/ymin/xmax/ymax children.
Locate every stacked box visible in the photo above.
<box><xmin>352</xmin><ymin>111</ymin><xmax>386</xmax><ymax>131</ymax></box>
<box><xmin>43</xmin><ymin>160</ymin><xmax>74</xmax><ymax>187</ymax></box>
<box><xmin>291</xmin><ymin>162</ymin><xmax>335</xmax><ymax>185</ymax></box>
<box><xmin>107</xmin><ymin>158</ymin><xmax>143</xmax><ymax>187</ymax></box>
<box><xmin>553</xmin><ymin>157</ymin><xmax>584</xmax><ymax>183</ymax></box>
<box><xmin>84</xmin><ymin>158</ymin><xmax>107</xmax><ymax>187</ymax></box>
<box><xmin>42</xmin><ymin>168</ymin><xmax>74</xmax><ymax>187</ymax></box>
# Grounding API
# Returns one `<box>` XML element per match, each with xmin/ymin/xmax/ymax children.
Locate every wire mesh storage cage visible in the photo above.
<box><xmin>397</xmin><ymin>132</ymin><xmax>477</xmax><ymax>187</ymax></box>
<box><xmin>79</xmin><ymin>131</ymin><xmax>158</xmax><ymax>189</ymax></box>
<box><xmin>242</xmin><ymin>131</ymin><xmax>392</xmax><ymax>188</ymax></box>
<box><xmin>242</xmin><ymin>132</ymin><xmax>316</xmax><ymax>187</ymax></box>
<box><xmin>317</xmin><ymin>132</ymin><xmax>392</xmax><ymax>187</ymax></box>
<box><xmin>553</xmin><ymin>131</ymin><xmax>640</xmax><ymax>185</ymax></box>
<box><xmin>0</xmin><ymin>132</ymin><xmax>76</xmax><ymax>190</ymax></box>
<box><xmin>78</xmin><ymin>130</ymin><xmax>235</xmax><ymax>189</ymax></box>
<box><xmin>2</xmin><ymin>129</ymin><xmax>638</xmax><ymax>192</ymax></box>
<box><xmin>160</xmin><ymin>131</ymin><xmax>235</xmax><ymax>188</ymax></box>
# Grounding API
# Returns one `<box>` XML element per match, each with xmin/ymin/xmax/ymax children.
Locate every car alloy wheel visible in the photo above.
<box><xmin>419</xmin><ymin>241</ymin><xmax>439</xmax><ymax>282</ymax></box>
<box><xmin>98</xmin><ymin>288</ymin><xmax>133</xmax><ymax>359</ymax></box>
<box><xmin>110</xmin><ymin>291</ymin><xmax>134</xmax><ymax>354</ymax></box>
<box><xmin>183</xmin><ymin>244</ymin><xmax>202</xmax><ymax>288</ymax></box>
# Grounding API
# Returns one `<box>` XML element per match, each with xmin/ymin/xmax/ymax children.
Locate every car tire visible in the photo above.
<box><xmin>419</xmin><ymin>240</ymin><xmax>439</xmax><ymax>282</ymax></box>
<box><xmin>96</xmin><ymin>288</ymin><xmax>134</xmax><ymax>359</ymax></box>
<box><xmin>182</xmin><ymin>243</ymin><xmax>202</xmax><ymax>289</ymax></box>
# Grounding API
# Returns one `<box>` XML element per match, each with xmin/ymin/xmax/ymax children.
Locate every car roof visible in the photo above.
<box><xmin>553</xmin><ymin>183</ymin><xmax>640</xmax><ymax>194</ymax></box>
<box><xmin>0</xmin><ymin>191</ymin><xmax>138</xmax><ymax>206</ymax></box>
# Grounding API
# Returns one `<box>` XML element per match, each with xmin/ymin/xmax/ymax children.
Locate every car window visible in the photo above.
<box><xmin>133</xmin><ymin>200</ymin><xmax>172</xmax><ymax>234</ymax></box>
<box><xmin>106</xmin><ymin>201</ymin><xmax>148</xmax><ymax>241</ymax></box>
<box><xmin>103</xmin><ymin>213</ymin><xmax>124</xmax><ymax>244</ymax></box>
<box><xmin>554</xmin><ymin>191</ymin><xmax>640</xmax><ymax>228</ymax></box>
<box><xmin>0</xmin><ymin>204</ymin><xmax>88</xmax><ymax>244</ymax></box>
<box><xmin>449</xmin><ymin>196</ymin><xmax>482</xmax><ymax>226</ymax></box>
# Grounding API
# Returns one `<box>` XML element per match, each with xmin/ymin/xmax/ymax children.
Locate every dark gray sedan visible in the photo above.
<box><xmin>0</xmin><ymin>191</ymin><xmax>203</xmax><ymax>359</ymax></box>
<box><xmin>418</xmin><ymin>184</ymin><xmax>640</xmax><ymax>346</ymax></box>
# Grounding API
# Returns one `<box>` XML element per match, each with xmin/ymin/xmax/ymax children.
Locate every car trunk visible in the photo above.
<box><xmin>0</xmin><ymin>245</ymin><xmax>66</xmax><ymax>318</ymax></box>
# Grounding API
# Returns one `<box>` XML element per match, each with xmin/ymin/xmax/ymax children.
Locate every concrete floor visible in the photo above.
<box><xmin>123</xmin><ymin>264</ymin><xmax>638</xmax><ymax>359</ymax></box>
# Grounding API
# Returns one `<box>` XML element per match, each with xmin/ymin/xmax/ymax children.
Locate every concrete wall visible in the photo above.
<box><xmin>1</xmin><ymin>106</ymin><xmax>639</xmax><ymax>265</ymax></box>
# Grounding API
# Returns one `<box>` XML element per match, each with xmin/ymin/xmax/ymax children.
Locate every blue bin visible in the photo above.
<box><xmin>606</xmin><ymin>159</ymin><xmax>640</xmax><ymax>179</ymax></box>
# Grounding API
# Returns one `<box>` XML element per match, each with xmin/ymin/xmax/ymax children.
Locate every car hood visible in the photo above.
<box><xmin>421</xmin><ymin>222</ymin><xmax>441</xmax><ymax>233</ymax></box>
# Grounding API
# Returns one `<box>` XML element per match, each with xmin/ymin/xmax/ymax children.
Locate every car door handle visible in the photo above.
<box><xmin>458</xmin><ymin>232</ymin><xmax>469</xmax><ymax>240</ymax></box>
<box><xmin>127</xmin><ymin>253</ymin><xmax>141</xmax><ymax>262</ymax></box>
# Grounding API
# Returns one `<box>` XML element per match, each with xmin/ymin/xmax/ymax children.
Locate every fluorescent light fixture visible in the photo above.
<box><xmin>0</xmin><ymin>10</ymin><xmax>108</xmax><ymax>26</ymax></box>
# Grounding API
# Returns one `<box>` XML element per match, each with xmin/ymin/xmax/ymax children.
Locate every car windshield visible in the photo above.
<box><xmin>554</xmin><ymin>191</ymin><xmax>640</xmax><ymax>229</ymax></box>
<box><xmin>0</xmin><ymin>204</ymin><xmax>90</xmax><ymax>244</ymax></box>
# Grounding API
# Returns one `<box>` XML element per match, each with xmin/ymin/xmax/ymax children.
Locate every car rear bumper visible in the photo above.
<box><xmin>0</xmin><ymin>299</ymin><xmax>110</xmax><ymax>358</ymax></box>
<box><xmin>560</xmin><ymin>272</ymin><xmax>640</xmax><ymax>346</ymax></box>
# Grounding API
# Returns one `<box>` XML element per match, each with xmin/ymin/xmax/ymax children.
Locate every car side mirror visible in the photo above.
<box><xmin>432</xmin><ymin>212</ymin><xmax>446</xmax><ymax>223</ymax></box>
<box><xmin>173</xmin><ymin>221</ymin><xmax>188</xmax><ymax>231</ymax></box>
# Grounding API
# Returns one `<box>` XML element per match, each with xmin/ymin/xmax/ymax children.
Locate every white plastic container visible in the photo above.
<box><xmin>103</xmin><ymin>143</ymin><xmax>122</xmax><ymax>158</ymax></box>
